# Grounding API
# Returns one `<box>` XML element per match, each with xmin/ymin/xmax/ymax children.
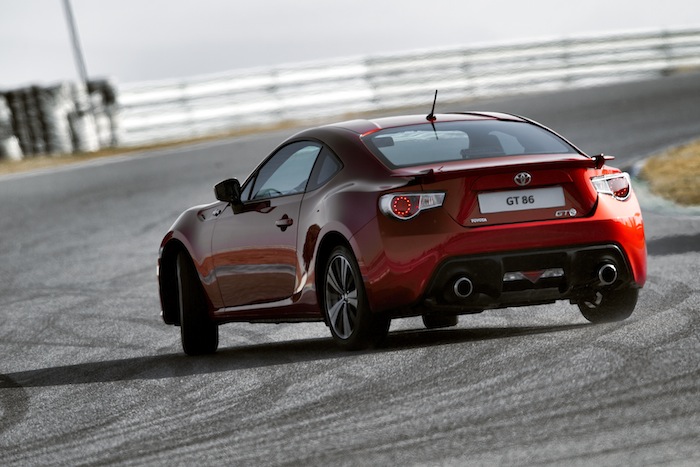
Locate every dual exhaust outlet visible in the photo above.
<box><xmin>452</xmin><ymin>276</ymin><xmax>474</xmax><ymax>299</ymax></box>
<box><xmin>597</xmin><ymin>263</ymin><xmax>618</xmax><ymax>286</ymax></box>
<box><xmin>449</xmin><ymin>263</ymin><xmax>617</xmax><ymax>300</ymax></box>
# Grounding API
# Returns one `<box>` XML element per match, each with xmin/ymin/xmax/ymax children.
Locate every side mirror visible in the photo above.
<box><xmin>214</xmin><ymin>178</ymin><xmax>242</xmax><ymax>205</ymax></box>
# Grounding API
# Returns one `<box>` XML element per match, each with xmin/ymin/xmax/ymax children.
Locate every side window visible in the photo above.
<box><xmin>247</xmin><ymin>142</ymin><xmax>322</xmax><ymax>200</ymax></box>
<box><xmin>307</xmin><ymin>147</ymin><xmax>342</xmax><ymax>192</ymax></box>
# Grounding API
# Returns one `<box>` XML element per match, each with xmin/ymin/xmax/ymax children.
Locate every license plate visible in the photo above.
<box><xmin>478</xmin><ymin>186</ymin><xmax>565</xmax><ymax>214</ymax></box>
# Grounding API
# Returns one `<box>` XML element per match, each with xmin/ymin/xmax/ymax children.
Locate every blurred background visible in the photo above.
<box><xmin>1</xmin><ymin>0</ymin><xmax>699</xmax><ymax>159</ymax></box>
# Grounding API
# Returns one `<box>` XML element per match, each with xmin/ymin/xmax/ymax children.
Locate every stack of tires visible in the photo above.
<box><xmin>0</xmin><ymin>95</ymin><xmax>23</xmax><ymax>161</ymax></box>
<box><xmin>0</xmin><ymin>80</ymin><xmax>119</xmax><ymax>161</ymax></box>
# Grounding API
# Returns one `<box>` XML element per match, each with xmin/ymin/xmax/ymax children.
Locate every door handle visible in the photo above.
<box><xmin>275</xmin><ymin>215</ymin><xmax>293</xmax><ymax>231</ymax></box>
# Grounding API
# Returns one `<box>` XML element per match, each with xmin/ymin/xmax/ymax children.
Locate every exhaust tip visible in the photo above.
<box><xmin>598</xmin><ymin>263</ymin><xmax>618</xmax><ymax>286</ymax></box>
<box><xmin>453</xmin><ymin>277</ymin><xmax>474</xmax><ymax>299</ymax></box>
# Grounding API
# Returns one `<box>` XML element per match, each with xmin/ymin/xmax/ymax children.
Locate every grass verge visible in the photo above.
<box><xmin>639</xmin><ymin>138</ymin><xmax>700</xmax><ymax>206</ymax></box>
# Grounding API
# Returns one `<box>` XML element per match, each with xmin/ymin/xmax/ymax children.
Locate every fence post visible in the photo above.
<box><xmin>658</xmin><ymin>30</ymin><xmax>673</xmax><ymax>75</ymax></box>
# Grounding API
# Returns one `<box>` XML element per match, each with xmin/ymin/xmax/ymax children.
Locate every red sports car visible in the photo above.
<box><xmin>158</xmin><ymin>112</ymin><xmax>646</xmax><ymax>355</ymax></box>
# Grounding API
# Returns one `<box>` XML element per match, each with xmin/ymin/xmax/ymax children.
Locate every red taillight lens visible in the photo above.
<box><xmin>379</xmin><ymin>192</ymin><xmax>446</xmax><ymax>220</ymax></box>
<box><xmin>391</xmin><ymin>195</ymin><xmax>420</xmax><ymax>219</ymax></box>
<box><xmin>608</xmin><ymin>176</ymin><xmax>630</xmax><ymax>199</ymax></box>
<box><xmin>591</xmin><ymin>173</ymin><xmax>632</xmax><ymax>201</ymax></box>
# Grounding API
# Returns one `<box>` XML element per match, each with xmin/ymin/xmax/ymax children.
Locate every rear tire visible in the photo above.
<box><xmin>578</xmin><ymin>288</ymin><xmax>638</xmax><ymax>324</ymax></box>
<box><xmin>176</xmin><ymin>252</ymin><xmax>219</xmax><ymax>355</ymax></box>
<box><xmin>323</xmin><ymin>246</ymin><xmax>389</xmax><ymax>350</ymax></box>
<box><xmin>422</xmin><ymin>314</ymin><xmax>459</xmax><ymax>329</ymax></box>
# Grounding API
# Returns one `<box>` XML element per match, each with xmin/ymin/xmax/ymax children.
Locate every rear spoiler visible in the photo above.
<box><xmin>592</xmin><ymin>153</ymin><xmax>615</xmax><ymax>168</ymax></box>
<box><xmin>390</xmin><ymin>154</ymin><xmax>616</xmax><ymax>182</ymax></box>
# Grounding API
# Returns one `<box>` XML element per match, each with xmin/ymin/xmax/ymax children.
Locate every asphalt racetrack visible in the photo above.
<box><xmin>1</xmin><ymin>72</ymin><xmax>699</xmax><ymax>466</ymax></box>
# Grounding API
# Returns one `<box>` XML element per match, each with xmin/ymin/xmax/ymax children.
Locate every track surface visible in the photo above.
<box><xmin>1</xmin><ymin>73</ymin><xmax>699</xmax><ymax>466</ymax></box>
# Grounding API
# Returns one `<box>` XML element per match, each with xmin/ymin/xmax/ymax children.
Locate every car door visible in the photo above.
<box><xmin>211</xmin><ymin>141</ymin><xmax>322</xmax><ymax>308</ymax></box>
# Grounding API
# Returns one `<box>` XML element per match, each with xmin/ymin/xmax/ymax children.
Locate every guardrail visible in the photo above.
<box><xmin>2</xmin><ymin>27</ymin><xmax>700</xmax><ymax>159</ymax></box>
<box><xmin>117</xmin><ymin>28</ymin><xmax>700</xmax><ymax>147</ymax></box>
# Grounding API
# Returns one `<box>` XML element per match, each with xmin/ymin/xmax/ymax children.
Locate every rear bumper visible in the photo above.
<box><xmin>420</xmin><ymin>243</ymin><xmax>636</xmax><ymax>314</ymax></box>
<box><xmin>351</xmin><ymin>194</ymin><xmax>646</xmax><ymax>315</ymax></box>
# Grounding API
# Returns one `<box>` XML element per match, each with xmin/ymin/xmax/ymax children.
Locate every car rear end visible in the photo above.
<box><xmin>355</xmin><ymin>113</ymin><xmax>646</xmax><ymax>318</ymax></box>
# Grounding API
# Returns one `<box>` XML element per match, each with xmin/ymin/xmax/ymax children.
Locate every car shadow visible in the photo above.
<box><xmin>646</xmin><ymin>233</ymin><xmax>700</xmax><ymax>256</ymax></box>
<box><xmin>0</xmin><ymin>322</ymin><xmax>588</xmax><ymax>389</ymax></box>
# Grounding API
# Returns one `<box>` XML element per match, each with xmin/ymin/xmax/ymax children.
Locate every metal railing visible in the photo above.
<box><xmin>116</xmin><ymin>28</ymin><xmax>700</xmax><ymax>147</ymax></box>
<box><xmin>2</xmin><ymin>27</ymin><xmax>699</xmax><ymax>159</ymax></box>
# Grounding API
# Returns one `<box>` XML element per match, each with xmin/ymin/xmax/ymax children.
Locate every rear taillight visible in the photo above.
<box><xmin>379</xmin><ymin>192</ymin><xmax>446</xmax><ymax>220</ymax></box>
<box><xmin>591</xmin><ymin>173</ymin><xmax>631</xmax><ymax>201</ymax></box>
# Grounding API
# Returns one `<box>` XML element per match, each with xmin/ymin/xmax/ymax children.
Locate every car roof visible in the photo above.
<box><xmin>321</xmin><ymin>112</ymin><xmax>528</xmax><ymax>135</ymax></box>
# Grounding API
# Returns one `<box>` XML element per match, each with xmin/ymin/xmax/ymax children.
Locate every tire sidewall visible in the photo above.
<box><xmin>323</xmin><ymin>245</ymin><xmax>375</xmax><ymax>350</ymax></box>
<box><xmin>176</xmin><ymin>252</ymin><xmax>218</xmax><ymax>355</ymax></box>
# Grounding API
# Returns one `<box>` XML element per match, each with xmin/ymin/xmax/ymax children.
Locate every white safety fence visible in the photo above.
<box><xmin>3</xmin><ymin>27</ymin><xmax>699</xmax><ymax>160</ymax></box>
<box><xmin>116</xmin><ymin>28</ymin><xmax>700</xmax><ymax>147</ymax></box>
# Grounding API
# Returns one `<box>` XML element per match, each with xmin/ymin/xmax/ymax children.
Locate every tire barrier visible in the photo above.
<box><xmin>0</xmin><ymin>80</ymin><xmax>119</xmax><ymax>161</ymax></box>
<box><xmin>0</xmin><ymin>95</ymin><xmax>22</xmax><ymax>161</ymax></box>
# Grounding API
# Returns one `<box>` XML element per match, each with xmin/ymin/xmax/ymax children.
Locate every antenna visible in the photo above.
<box><xmin>426</xmin><ymin>90</ymin><xmax>438</xmax><ymax>122</ymax></box>
<box><xmin>426</xmin><ymin>90</ymin><xmax>439</xmax><ymax>139</ymax></box>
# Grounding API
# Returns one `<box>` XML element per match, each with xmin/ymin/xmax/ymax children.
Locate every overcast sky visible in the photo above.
<box><xmin>1</xmin><ymin>0</ymin><xmax>698</xmax><ymax>89</ymax></box>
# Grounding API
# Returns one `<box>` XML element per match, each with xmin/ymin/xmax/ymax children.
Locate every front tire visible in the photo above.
<box><xmin>176</xmin><ymin>252</ymin><xmax>219</xmax><ymax>355</ymax></box>
<box><xmin>578</xmin><ymin>288</ymin><xmax>638</xmax><ymax>324</ymax></box>
<box><xmin>323</xmin><ymin>246</ymin><xmax>389</xmax><ymax>350</ymax></box>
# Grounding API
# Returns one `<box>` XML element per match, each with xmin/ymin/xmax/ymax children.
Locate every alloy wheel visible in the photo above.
<box><xmin>325</xmin><ymin>254</ymin><xmax>359</xmax><ymax>339</ymax></box>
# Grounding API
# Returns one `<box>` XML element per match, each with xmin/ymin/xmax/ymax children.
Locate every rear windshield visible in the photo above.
<box><xmin>363</xmin><ymin>120</ymin><xmax>579</xmax><ymax>168</ymax></box>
